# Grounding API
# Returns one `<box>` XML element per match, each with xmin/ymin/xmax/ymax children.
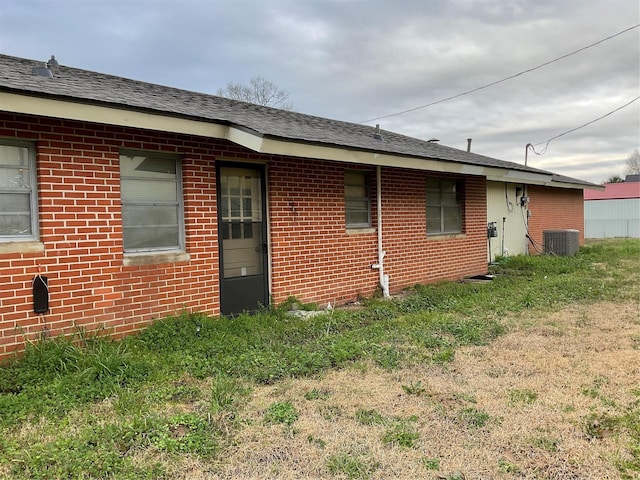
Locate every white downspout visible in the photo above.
<box><xmin>375</xmin><ymin>165</ymin><xmax>390</xmax><ymax>297</ymax></box>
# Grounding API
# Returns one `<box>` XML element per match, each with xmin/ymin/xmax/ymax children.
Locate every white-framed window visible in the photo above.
<box><xmin>0</xmin><ymin>140</ymin><xmax>38</xmax><ymax>240</ymax></box>
<box><xmin>119</xmin><ymin>150</ymin><xmax>184</xmax><ymax>252</ymax></box>
<box><xmin>345</xmin><ymin>171</ymin><xmax>371</xmax><ymax>228</ymax></box>
<box><xmin>426</xmin><ymin>177</ymin><xmax>463</xmax><ymax>235</ymax></box>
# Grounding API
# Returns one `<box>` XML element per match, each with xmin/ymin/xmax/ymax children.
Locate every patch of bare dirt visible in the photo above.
<box><xmin>182</xmin><ymin>301</ymin><xmax>640</xmax><ymax>479</ymax></box>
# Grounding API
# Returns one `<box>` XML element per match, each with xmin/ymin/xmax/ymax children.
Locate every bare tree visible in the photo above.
<box><xmin>217</xmin><ymin>77</ymin><xmax>293</xmax><ymax>110</ymax></box>
<box><xmin>625</xmin><ymin>149</ymin><xmax>640</xmax><ymax>175</ymax></box>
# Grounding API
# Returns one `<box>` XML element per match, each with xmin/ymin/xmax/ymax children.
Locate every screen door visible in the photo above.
<box><xmin>218</xmin><ymin>165</ymin><xmax>268</xmax><ymax>315</ymax></box>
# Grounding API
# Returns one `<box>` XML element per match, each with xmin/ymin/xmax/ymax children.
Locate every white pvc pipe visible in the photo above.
<box><xmin>377</xmin><ymin>166</ymin><xmax>390</xmax><ymax>297</ymax></box>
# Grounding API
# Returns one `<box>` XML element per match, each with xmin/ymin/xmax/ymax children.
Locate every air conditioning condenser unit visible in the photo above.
<box><xmin>543</xmin><ymin>229</ymin><xmax>579</xmax><ymax>256</ymax></box>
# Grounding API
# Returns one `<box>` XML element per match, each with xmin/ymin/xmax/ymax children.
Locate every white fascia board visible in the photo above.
<box><xmin>2</xmin><ymin>93</ymin><xmax>572</xmax><ymax>186</ymax></box>
<box><xmin>0</xmin><ymin>92</ymin><xmax>228</xmax><ymax>138</ymax></box>
<box><xmin>254</xmin><ymin>135</ymin><xmax>560</xmax><ymax>182</ymax></box>
<box><xmin>241</xmin><ymin>133</ymin><xmax>489</xmax><ymax>175</ymax></box>
<box><xmin>542</xmin><ymin>180</ymin><xmax>604</xmax><ymax>191</ymax></box>
<box><xmin>225</xmin><ymin>126</ymin><xmax>265</xmax><ymax>153</ymax></box>
<box><xmin>485</xmin><ymin>170</ymin><xmax>551</xmax><ymax>185</ymax></box>
<box><xmin>485</xmin><ymin>174</ymin><xmax>599</xmax><ymax>190</ymax></box>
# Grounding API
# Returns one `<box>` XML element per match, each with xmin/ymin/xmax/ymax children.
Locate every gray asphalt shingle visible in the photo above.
<box><xmin>0</xmin><ymin>53</ymin><xmax>595</xmax><ymax>186</ymax></box>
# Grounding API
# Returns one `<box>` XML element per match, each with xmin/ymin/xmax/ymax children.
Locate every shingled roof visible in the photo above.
<box><xmin>0</xmin><ymin>53</ymin><xmax>597</xmax><ymax>188</ymax></box>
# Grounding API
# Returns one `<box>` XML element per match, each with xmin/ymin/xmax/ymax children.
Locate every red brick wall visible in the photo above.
<box><xmin>527</xmin><ymin>185</ymin><xmax>585</xmax><ymax>253</ymax></box>
<box><xmin>268</xmin><ymin>160</ymin><xmax>380</xmax><ymax>305</ymax></box>
<box><xmin>383</xmin><ymin>168</ymin><xmax>487</xmax><ymax>286</ymax></box>
<box><xmin>0</xmin><ymin>112</ymin><xmax>235</xmax><ymax>359</ymax></box>
<box><xmin>0</xmin><ymin>111</ymin><xmax>490</xmax><ymax>360</ymax></box>
<box><xmin>268</xmin><ymin>162</ymin><xmax>488</xmax><ymax>305</ymax></box>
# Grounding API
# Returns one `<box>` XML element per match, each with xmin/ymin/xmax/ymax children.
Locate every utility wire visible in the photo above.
<box><xmin>359</xmin><ymin>24</ymin><xmax>640</xmax><ymax>124</ymax></box>
<box><xmin>528</xmin><ymin>95</ymin><xmax>640</xmax><ymax>156</ymax></box>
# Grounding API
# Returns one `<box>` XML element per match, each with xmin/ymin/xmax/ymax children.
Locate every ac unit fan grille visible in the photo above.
<box><xmin>543</xmin><ymin>229</ymin><xmax>579</xmax><ymax>256</ymax></box>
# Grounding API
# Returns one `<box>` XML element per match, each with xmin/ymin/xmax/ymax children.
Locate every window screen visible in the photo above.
<box><xmin>0</xmin><ymin>141</ymin><xmax>37</xmax><ymax>239</ymax></box>
<box><xmin>426</xmin><ymin>178</ymin><xmax>462</xmax><ymax>234</ymax></box>
<box><xmin>120</xmin><ymin>152</ymin><xmax>183</xmax><ymax>252</ymax></box>
<box><xmin>345</xmin><ymin>171</ymin><xmax>371</xmax><ymax>228</ymax></box>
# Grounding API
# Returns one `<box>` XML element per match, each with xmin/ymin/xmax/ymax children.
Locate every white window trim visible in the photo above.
<box><xmin>0</xmin><ymin>139</ymin><xmax>39</xmax><ymax>242</ymax></box>
<box><xmin>119</xmin><ymin>149</ymin><xmax>185</xmax><ymax>254</ymax></box>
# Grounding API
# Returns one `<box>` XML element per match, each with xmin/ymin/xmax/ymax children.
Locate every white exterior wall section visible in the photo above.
<box><xmin>486</xmin><ymin>181</ymin><xmax>529</xmax><ymax>259</ymax></box>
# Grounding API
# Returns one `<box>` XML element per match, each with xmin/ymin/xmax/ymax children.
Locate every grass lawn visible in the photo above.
<box><xmin>1</xmin><ymin>238</ymin><xmax>638</xmax><ymax>479</ymax></box>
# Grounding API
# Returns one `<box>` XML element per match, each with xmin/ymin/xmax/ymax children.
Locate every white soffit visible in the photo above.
<box><xmin>543</xmin><ymin>180</ymin><xmax>604</xmax><ymax>191</ymax></box>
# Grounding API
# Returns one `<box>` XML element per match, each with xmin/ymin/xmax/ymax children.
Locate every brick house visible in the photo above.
<box><xmin>0</xmin><ymin>54</ymin><xmax>594</xmax><ymax>359</ymax></box>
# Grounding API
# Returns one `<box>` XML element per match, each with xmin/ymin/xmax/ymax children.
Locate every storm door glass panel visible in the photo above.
<box><xmin>119</xmin><ymin>152</ymin><xmax>182</xmax><ymax>251</ymax></box>
<box><xmin>0</xmin><ymin>143</ymin><xmax>35</xmax><ymax>237</ymax></box>
<box><xmin>220</xmin><ymin>168</ymin><xmax>263</xmax><ymax>279</ymax></box>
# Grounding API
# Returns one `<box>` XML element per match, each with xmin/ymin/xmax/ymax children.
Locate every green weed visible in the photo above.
<box><xmin>318</xmin><ymin>404</ymin><xmax>342</xmax><ymax>421</ymax></box>
<box><xmin>402</xmin><ymin>380</ymin><xmax>426</xmax><ymax>396</ymax></box>
<box><xmin>581</xmin><ymin>375</ymin><xmax>610</xmax><ymax>399</ymax></box>
<box><xmin>150</xmin><ymin>379</ymin><xmax>202</xmax><ymax>404</ymax></box>
<box><xmin>454</xmin><ymin>392</ymin><xmax>477</xmax><ymax>404</ymax></box>
<box><xmin>498</xmin><ymin>458</ymin><xmax>520</xmax><ymax>473</ymax></box>
<box><xmin>585</xmin><ymin>412</ymin><xmax>618</xmax><ymax>439</ymax></box>
<box><xmin>4</xmin><ymin>411</ymin><xmax>219</xmax><ymax>479</ymax></box>
<box><xmin>381</xmin><ymin>420</ymin><xmax>420</xmax><ymax>448</ymax></box>
<box><xmin>355</xmin><ymin>408</ymin><xmax>387</xmax><ymax>426</ymax></box>
<box><xmin>509</xmin><ymin>388</ymin><xmax>538</xmax><ymax>405</ymax></box>
<box><xmin>372</xmin><ymin>345</ymin><xmax>404</xmax><ymax>370</ymax></box>
<box><xmin>421</xmin><ymin>457</ymin><xmax>440</xmax><ymax>470</ymax></box>
<box><xmin>264</xmin><ymin>401</ymin><xmax>298</xmax><ymax>426</ymax></box>
<box><xmin>430</xmin><ymin>347</ymin><xmax>456</xmax><ymax>364</ymax></box>
<box><xmin>304</xmin><ymin>388</ymin><xmax>332</xmax><ymax>400</ymax></box>
<box><xmin>211</xmin><ymin>374</ymin><xmax>246</xmax><ymax>413</ymax></box>
<box><xmin>531</xmin><ymin>435</ymin><xmax>559</xmax><ymax>452</ymax></box>
<box><xmin>582</xmin><ymin>388</ymin><xmax>640</xmax><ymax>476</ymax></box>
<box><xmin>306</xmin><ymin>434</ymin><xmax>326</xmax><ymax>448</ymax></box>
<box><xmin>458</xmin><ymin>407</ymin><xmax>491</xmax><ymax>428</ymax></box>
<box><xmin>0</xmin><ymin>331</ymin><xmax>151</xmax><ymax>426</ymax></box>
<box><xmin>326</xmin><ymin>450</ymin><xmax>379</xmax><ymax>479</ymax></box>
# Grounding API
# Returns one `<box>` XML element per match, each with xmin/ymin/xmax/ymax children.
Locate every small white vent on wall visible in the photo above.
<box><xmin>543</xmin><ymin>229</ymin><xmax>579</xmax><ymax>256</ymax></box>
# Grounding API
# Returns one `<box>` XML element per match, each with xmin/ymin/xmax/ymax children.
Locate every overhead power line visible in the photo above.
<box><xmin>528</xmin><ymin>95</ymin><xmax>640</xmax><ymax>156</ymax></box>
<box><xmin>359</xmin><ymin>23</ymin><xmax>640</xmax><ymax>124</ymax></box>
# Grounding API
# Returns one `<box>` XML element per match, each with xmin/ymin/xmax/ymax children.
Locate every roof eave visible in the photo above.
<box><xmin>252</xmin><ymin>132</ymin><xmax>554</xmax><ymax>183</ymax></box>
<box><xmin>1</xmin><ymin>90</ymin><xmax>570</xmax><ymax>186</ymax></box>
<box><xmin>0</xmin><ymin>90</ymin><xmax>230</xmax><ymax>139</ymax></box>
<box><xmin>545</xmin><ymin>180</ymin><xmax>605</xmax><ymax>191</ymax></box>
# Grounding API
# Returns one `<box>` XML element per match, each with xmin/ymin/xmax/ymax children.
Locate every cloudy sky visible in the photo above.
<box><xmin>1</xmin><ymin>0</ymin><xmax>638</xmax><ymax>183</ymax></box>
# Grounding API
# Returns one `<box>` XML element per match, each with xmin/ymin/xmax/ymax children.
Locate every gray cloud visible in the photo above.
<box><xmin>1</xmin><ymin>0</ymin><xmax>638</xmax><ymax>183</ymax></box>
